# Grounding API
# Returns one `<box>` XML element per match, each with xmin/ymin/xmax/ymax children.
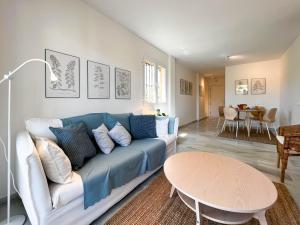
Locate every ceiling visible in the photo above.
<box><xmin>84</xmin><ymin>0</ymin><xmax>300</xmax><ymax>73</ymax></box>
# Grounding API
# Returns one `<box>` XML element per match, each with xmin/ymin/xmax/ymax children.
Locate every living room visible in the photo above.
<box><xmin>0</xmin><ymin>0</ymin><xmax>300</xmax><ymax>225</ymax></box>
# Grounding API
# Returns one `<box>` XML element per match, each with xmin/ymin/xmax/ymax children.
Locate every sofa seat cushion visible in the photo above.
<box><xmin>49</xmin><ymin>172</ymin><xmax>83</xmax><ymax>209</ymax></box>
<box><xmin>157</xmin><ymin>134</ymin><xmax>177</xmax><ymax>146</ymax></box>
<box><xmin>78</xmin><ymin>146</ymin><xmax>145</xmax><ymax>208</ymax></box>
<box><xmin>48</xmin><ymin>137</ymin><xmax>176</xmax><ymax>209</ymax></box>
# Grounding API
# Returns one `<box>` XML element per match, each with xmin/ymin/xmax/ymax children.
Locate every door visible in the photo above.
<box><xmin>209</xmin><ymin>85</ymin><xmax>225</xmax><ymax>117</ymax></box>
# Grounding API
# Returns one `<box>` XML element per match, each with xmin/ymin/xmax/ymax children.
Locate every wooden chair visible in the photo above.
<box><xmin>216</xmin><ymin>106</ymin><xmax>224</xmax><ymax>129</ymax></box>
<box><xmin>276</xmin><ymin>124</ymin><xmax>300</xmax><ymax>182</ymax></box>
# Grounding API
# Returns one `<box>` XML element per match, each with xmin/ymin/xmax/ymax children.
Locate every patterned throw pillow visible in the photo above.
<box><xmin>49</xmin><ymin>122</ymin><xmax>97</xmax><ymax>170</ymax></box>
<box><xmin>108</xmin><ymin>122</ymin><xmax>132</xmax><ymax>146</ymax></box>
<box><xmin>130</xmin><ymin>115</ymin><xmax>157</xmax><ymax>139</ymax></box>
<box><xmin>35</xmin><ymin>138</ymin><xmax>73</xmax><ymax>184</ymax></box>
<box><xmin>156</xmin><ymin>117</ymin><xmax>169</xmax><ymax>137</ymax></box>
<box><xmin>92</xmin><ymin>124</ymin><xmax>115</xmax><ymax>154</ymax></box>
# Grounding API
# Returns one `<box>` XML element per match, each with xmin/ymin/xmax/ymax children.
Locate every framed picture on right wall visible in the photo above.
<box><xmin>251</xmin><ymin>78</ymin><xmax>266</xmax><ymax>95</ymax></box>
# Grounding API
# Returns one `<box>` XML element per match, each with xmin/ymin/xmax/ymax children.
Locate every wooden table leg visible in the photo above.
<box><xmin>254</xmin><ymin>211</ymin><xmax>267</xmax><ymax>225</ymax></box>
<box><xmin>170</xmin><ymin>186</ymin><xmax>175</xmax><ymax>198</ymax></box>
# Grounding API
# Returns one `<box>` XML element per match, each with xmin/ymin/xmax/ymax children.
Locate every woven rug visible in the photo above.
<box><xmin>218</xmin><ymin>128</ymin><xmax>277</xmax><ymax>145</ymax></box>
<box><xmin>105</xmin><ymin>173</ymin><xmax>300</xmax><ymax>225</ymax></box>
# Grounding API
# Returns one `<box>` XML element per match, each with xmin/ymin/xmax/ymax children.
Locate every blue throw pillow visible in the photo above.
<box><xmin>49</xmin><ymin>122</ymin><xmax>97</xmax><ymax>170</ymax></box>
<box><xmin>129</xmin><ymin>115</ymin><xmax>157</xmax><ymax>139</ymax></box>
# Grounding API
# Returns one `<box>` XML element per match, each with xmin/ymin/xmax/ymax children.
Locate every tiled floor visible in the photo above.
<box><xmin>1</xmin><ymin>118</ymin><xmax>299</xmax><ymax>225</ymax></box>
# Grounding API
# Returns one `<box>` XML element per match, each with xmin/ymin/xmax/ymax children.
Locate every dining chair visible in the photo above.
<box><xmin>216</xmin><ymin>106</ymin><xmax>224</xmax><ymax>129</ymax></box>
<box><xmin>262</xmin><ymin>108</ymin><xmax>278</xmax><ymax>139</ymax></box>
<box><xmin>250</xmin><ymin>108</ymin><xmax>277</xmax><ymax>140</ymax></box>
<box><xmin>249</xmin><ymin>106</ymin><xmax>266</xmax><ymax>133</ymax></box>
<box><xmin>221</xmin><ymin>107</ymin><xmax>243</xmax><ymax>138</ymax></box>
<box><xmin>276</xmin><ymin>124</ymin><xmax>300</xmax><ymax>182</ymax></box>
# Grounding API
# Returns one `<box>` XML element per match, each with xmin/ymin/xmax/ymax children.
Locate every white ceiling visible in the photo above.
<box><xmin>84</xmin><ymin>0</ymin><xmax>300</xmax><ymax>73</ymax></box>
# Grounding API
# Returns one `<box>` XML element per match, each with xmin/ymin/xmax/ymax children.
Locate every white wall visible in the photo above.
<box><xmin>0</xmin><ymin>0</ymin><xmax>171</xmax><ymax>199</ymax></box>
<box><xmin>225</xmin><ymin>60</ymin><xmax>281</xmax><ymax>120</ymax></box>
<box><xmin>175</xmin><ymin>61</ymin><xmax>197</xmax><ymax>126</ymax></box>
<box><xmin>280</xmin><ymin>35</ymin><xmax>300</xmax><ymax>125</ymax></box>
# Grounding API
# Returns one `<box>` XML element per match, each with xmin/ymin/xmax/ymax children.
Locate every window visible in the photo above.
<box><xmin>144</xmin><ymin>61</ymin><xmax>167</xmax><ymax>104</ymax></box>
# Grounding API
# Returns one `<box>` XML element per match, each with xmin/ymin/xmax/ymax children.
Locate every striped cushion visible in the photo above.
<box><xmin>50</xmin><ymin>122</ymin><xmax>97</xmax><ymax>170</ymax></box>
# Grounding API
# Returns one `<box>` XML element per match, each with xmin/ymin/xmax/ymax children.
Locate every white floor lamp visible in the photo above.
<box><xmin>0</xmin><ymin>59</ymin><xmax>57</xmax><ymax>225</ymax></box>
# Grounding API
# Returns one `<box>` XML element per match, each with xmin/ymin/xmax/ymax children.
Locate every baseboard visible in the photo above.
<box><xmin>179</xmin><ymin>120</ymin><xmax>197</xmax><ymax>129</ymax></box>
<box><xmin>198</xmin><ymin>117</ymin><xmax>208</xmax><ymax>121</ymax></box>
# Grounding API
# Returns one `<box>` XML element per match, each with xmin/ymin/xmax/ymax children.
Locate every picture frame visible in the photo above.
<box><xmin>45</xmin><ymin>49</ymin><xmax>80</xmax><ymax>98</ymax></box>
<box><xmin>235</xmin><ymin>79</ymin><xmax>248</xmax><ymax>95</ymax></box>
<box><xmin>185</xmin><ymin>80</ymin><xmax>189</xmax><ymax>95</ymax></box>
<box><xmin>115</xmin><ymin>67</ymin><xmax>131</xmax><ymax>99</ymax></box>
<box><xmin>189</xmin><ymin>82</ymin><xmax>192</xmax><ymax>95</ymax></box>
<box><xmin>87</xmin><ymin>60</ymin><xmax>110</xmax><ymax>99</ymax></box>
<box><xmin>251</xmin><ymin>78</ymin><xmax>266</xmax><ymax>95</ymax></box>
<box><xmin>180</xmin><ymin>79</ymin><xmax>185</xmax><ymax>95</ymax></box>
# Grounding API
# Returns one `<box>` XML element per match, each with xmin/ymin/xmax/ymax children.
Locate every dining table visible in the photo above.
<box><xmin>236</xmin><ymin>108</ymin><xmax>264</xmax><ymax>137</ymax></box>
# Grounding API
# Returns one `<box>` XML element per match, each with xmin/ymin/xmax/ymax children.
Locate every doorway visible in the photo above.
<box><xmin>208</xmin><ymin>77</ymin><xmax>225</xmax><ymax>117</ymax></box>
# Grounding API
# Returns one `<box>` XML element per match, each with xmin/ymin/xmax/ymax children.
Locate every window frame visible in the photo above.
<box><xmin>143</xmin><ymin>60</ymin><xmax>168</xmax><ymax>105</ymax></box>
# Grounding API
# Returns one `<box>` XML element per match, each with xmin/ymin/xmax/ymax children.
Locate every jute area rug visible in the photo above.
<box><xmin>105</xmin><ymin>173</ymin><xmax>300</xmax><ymax>225</ymax></box>
<box><xmin>218</xmin><ymin>128</ymin><xmax>277</xmax><ymax>145</ymax></box>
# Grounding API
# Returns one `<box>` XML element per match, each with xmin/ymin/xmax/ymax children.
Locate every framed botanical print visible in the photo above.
<box><xmin>251</xmin><ymin>78</ymin><xmax>266</xmax><ymax>95</ymax></box>
<box><xmin>45</xmin><ymin>49</ymin><xmax>80</xmax><ymax>98</ymax></box>
<box><xmin>115</xmin><ymin>67</ymin><xmax>131</xmax><ymax>99</ymax></box>
<box><xmin>87</xmin><ymin>60</ymin><xmax>110</xmax><ymax>99</ymax></box>
<box><xmin>180</xmin><ymin>79</ymin><xmax>185</xmax><ymax>95</ymax></box>
<box><xmin>189</xmin><ymin>82</ymin><xmax>192</xmax><ymax>95</ymax></box>
<box><xmin>235</xmin><ymin>79</ymin><xmax>248</xmax><ymax>95</ymax></box>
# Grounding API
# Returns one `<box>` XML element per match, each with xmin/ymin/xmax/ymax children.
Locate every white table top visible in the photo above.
<box><xmin>164</xmin><ymin>152</ymin><xmax>277</xmax><ymax>213</ymax></box>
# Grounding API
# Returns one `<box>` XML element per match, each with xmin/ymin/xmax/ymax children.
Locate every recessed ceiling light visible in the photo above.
<box><xmin>227</xmin><ymin>55</ymin><xmax>244</xmax><ymax>60</ymax></box>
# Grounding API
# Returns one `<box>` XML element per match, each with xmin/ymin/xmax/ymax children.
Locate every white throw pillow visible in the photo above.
<box><xmin>156</xmin><ymin>118</ymin><xmax>169</xmax><ymax>137</ymax></box>
<box><xmin>35</xmin><ymin>138</ymin><xmax>73</xmax><ymax>184</ymax></box>
<box><xmin>108</xmin><ymin>122</ymin><xmax>131</xmax><ymax>146</ymax></box>
<box><xmin>92</xmin><ymin>124</ymin><xmax>115</xmax><ymax>154</ymax></box>
<box><xmin>25</xmin><ymin>118</ymin><xmax>63</xmax><ymax>142</ymax></box>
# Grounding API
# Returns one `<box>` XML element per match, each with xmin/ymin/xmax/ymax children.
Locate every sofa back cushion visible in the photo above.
<box><xmin>61</xmin><ymin>113</ymin><xmax>108</xmax><ymax>139</ymax></box>
<box><xmin>25</xmin><ymin>118</ymin><xmax>63</xmax><ymax>142</ymax></box>
<box><xmin>130</xmin><ymin>115</ymin><xmax>157</xmax><ymax>139</ymax></box>
<box><xmin>106</xmin><ymin>113</ymin><xmax>132</xmax><ymax>132</ymax></box>
<box><xmin>50</xmin><ymin>122</ymin><xmax>97</xmax><ymax>170</ymax></box>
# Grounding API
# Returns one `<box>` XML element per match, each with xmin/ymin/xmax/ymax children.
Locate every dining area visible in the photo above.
<box><xmin>217</xmin><ymin>104</ymin><xmax>278</xmax><ymax>141</ymax></box>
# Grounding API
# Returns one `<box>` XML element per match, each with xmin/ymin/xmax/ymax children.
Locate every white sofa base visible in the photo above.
<box><xmin>16</xmin><ymin>129</ymin><xmax>178</xmax><ymax>225</ymax></box>
<box><xmin>45</xmin><ymin>167</ymin><xmax>161</xmax><ymax>225</ymax></box>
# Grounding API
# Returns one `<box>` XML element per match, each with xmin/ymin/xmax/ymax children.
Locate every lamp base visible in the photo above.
<box><xmin>0</xmin><ymin>215</ymin><xmax>26</xmax><ymax>225</ymax></box>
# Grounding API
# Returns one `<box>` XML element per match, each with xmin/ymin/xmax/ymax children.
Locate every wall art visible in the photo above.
<box><xmin>45</xmin><ymin>49</ymin><xmax>80</xmax><ymax>98</ymax></box>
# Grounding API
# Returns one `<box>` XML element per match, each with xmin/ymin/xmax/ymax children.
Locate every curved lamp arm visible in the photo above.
<box><xmin>0</xmin><ymin>58</ymin><xmax>57</xmax><ymax>85</ymax></box>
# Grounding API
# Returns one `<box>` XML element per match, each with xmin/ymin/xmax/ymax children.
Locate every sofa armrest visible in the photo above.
<box><xmin>168</xmin><ymin>117</ymin><xmax>179</xmax><ymax>137</ymax></box>
<box><xmin>16</xmin><ymin>131</ymin><xmax>52</xmax><ymax>225</ymax></box>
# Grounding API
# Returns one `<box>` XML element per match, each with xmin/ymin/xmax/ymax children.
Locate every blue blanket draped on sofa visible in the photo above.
<box><xmin>78</xmin><ymin>138</ymin><xmax>166</xmax><ymax>209</ymax></box>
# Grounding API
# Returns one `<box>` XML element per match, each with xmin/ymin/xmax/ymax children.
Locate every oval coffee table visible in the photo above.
<box><xmin>164</xmin><ymin>152</ymin><xmax>277</xmax><ymax>225</ymax></box>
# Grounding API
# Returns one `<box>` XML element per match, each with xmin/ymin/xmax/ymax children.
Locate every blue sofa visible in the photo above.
<box><xmin>16</xmin><ymin>113</ymin><xmax>179</xmax><ymax>225</ymax></box>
